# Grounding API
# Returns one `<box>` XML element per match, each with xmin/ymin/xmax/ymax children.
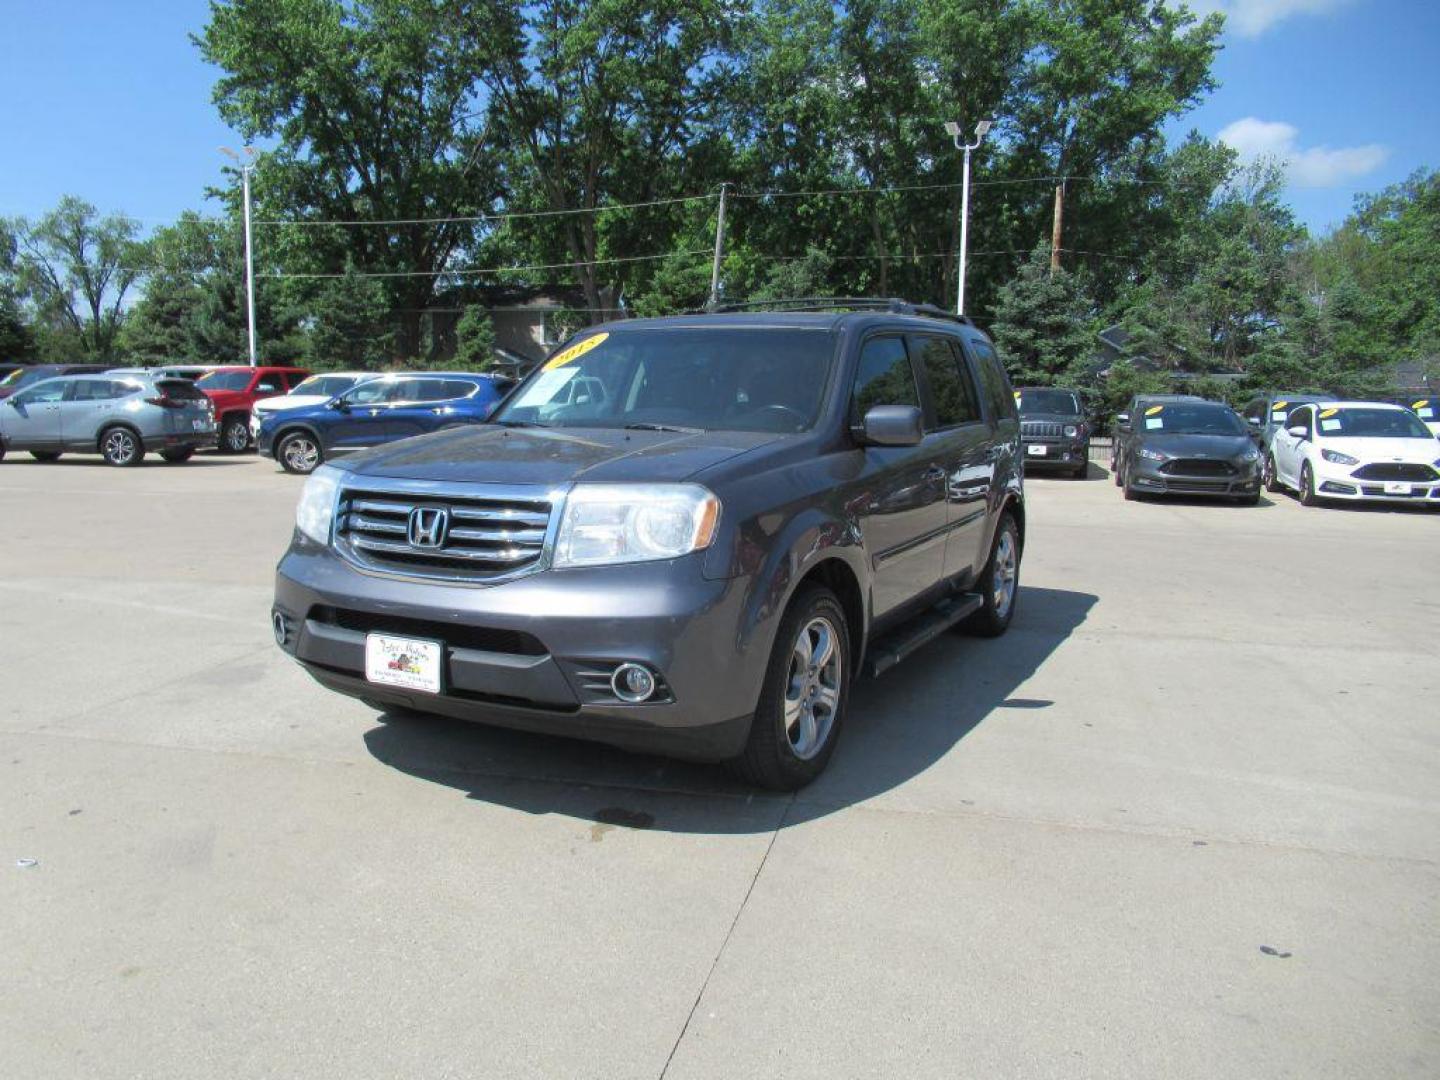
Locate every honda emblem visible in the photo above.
<box><xmin>407</xmin><ymin>507</ymin><xmax>449</xmax><ymax>549</ymax></box>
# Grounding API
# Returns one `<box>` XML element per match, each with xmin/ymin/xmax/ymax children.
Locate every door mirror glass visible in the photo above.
<box><xmin>1246</xmin><ymin>415</ymin><xmax>1261</xmax><ymax>427</ymax></box>
<box><xmin>859</xmin><ymin>404</ymin><xmax>924</xmax><ymax>447</ymax></box>
<box><xmin>1116</xmin><ymin>412</ymin><xmax>1130</xmax><ymax>427</ymax></box>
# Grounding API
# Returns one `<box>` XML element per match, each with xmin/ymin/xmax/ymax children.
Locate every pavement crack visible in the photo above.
<box><xmin>658</xmin><ymin>794</ymin><xmax>794</xmax><ymax>1080</ymax></box>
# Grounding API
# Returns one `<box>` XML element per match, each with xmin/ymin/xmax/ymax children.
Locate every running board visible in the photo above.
<box><xmin>863</xmin><ymin>593</ymin><xmax>984</xmax><ymax>678</ymax></box>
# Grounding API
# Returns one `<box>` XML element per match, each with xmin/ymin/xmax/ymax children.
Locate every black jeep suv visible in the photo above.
<box><xmin>272</xmin><ymin>300</ymin><xmax>1026</xmax><ymax>790</ymax></box>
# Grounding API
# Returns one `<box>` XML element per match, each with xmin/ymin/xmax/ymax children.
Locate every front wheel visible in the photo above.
<box><xmin>1263</xmin><ymin>454</ymin><xmax>1283</xmax><ymax>493</ymax></box>
<box><xmin>220</xmin><ymin>415</ymin><xmax>251</xmax><ymax>454</ymax></box>
<box><xmin>30</xmin><ymin>451</ymin><xmax>61</xmax><ymax>462</ymax></box>
<box><xmin>277</xmin><ymin>431</ymin><xmax>323</xmax><ymax>475</ymax></box>
<box><xmin>100</xmin><ymin>427</ymin><xmax>144</xmax><ymax>467</ymax></box>
<box><xmin>967</xmin><ymin>511</ymin><xmax>1021</xmax><ymax>638</ymax></box>
<box><xmin>730</xmin><ymin>584</ymin><xmax>850</xmax><ymax>791</ymax></box>
<box><xmin>1298</xmin><ymin>462</ymin><xmax>1319</xmax><ymax>507</ymax></box>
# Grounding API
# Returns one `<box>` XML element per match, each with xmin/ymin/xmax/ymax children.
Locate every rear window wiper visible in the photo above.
<box><xmin>623</xmin><ymin>422</ymin><xmax>702</xmax><ymax>434</ymax></box>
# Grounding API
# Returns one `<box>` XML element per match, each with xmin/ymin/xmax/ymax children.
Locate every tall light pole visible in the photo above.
<box><xmin>944</xmin><ymin>119</ymin><xmax>993</xmax><ymax>317</ymax></box>
<box><xmin>220</xmin><ymin>146</ymin><xmax>259</xmax><ymax>367</ymax></box>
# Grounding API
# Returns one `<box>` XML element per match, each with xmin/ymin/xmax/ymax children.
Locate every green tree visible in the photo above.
<box><xmin>306</xmin><ymin>262</ymin><xmax>395</xmax><ymax>370</ymax></box>
<box><xmin>989</xmin><ymin>243</ymin><xmax>1097</xmax><ymax>385</ymax></box>
<box><xmin>11</xmin><ymin>196</ymin><xmax>146</xmax><ymax>361</ymax></box>
<box><xmin>0</xmin><ymin>221</ymin><xmax>35</xmax><ymax>360</ymax></box>
<box><xmin>118</xmin><ymin>212</ymin><xmax>227</xmax><ymax>364</ymax></box>
<box><xmin>452</xmin><ymin>305</ymin><xmax>496</xmax><ymax>370</ymax></box>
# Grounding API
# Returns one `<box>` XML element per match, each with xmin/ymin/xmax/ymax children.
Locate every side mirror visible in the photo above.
<box><xmin>1116</xmin><ymin>412</ymin><xmax>1130</xmax><ymax>425</ymax></box>
<box><xmin>858</xmin><ymin>404</ymin><xmax>923</xmax><ymax>447</ymax></box>
<box><xmin>329</xmin><ymin>398</ymin><xmax>351</xmax><ymax>412</ymax></box>
<box><xmin>1287</xmin><ymin>425</ymin><xmax>1307</xmax><ymax>439</ymax></box>
<box><xmin>1246</xmin><ymin>415</ymin><xmax>1261</xmax><ymax>427</ymax></box>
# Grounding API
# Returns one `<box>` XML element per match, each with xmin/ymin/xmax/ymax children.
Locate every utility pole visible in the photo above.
<box><xmin>708</xmin><ymin>183</ymin><xmax>728</xmax><ymax>310</ymax></box>
<box><xmin>945</xmin><ymin>119</ymin><xmax>993</xmax><ymax>316</ymax></box>
<box><xmin>1050</xmin><ymin>179</ymin><xmax>1065</xmax><ymax>275</ymax></box>
<box><xmin>220</xmin><ymin>146</ymin><xmax>259</xmax><ymax>367</ymax></box>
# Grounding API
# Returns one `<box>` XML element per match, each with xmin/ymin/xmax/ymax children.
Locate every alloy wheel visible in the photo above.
<box><xmin>992</xmin><ymin>528</ymin><xmax>1018</xmax><ymax>620</ymax></box>
<box><xmin>103</xmin><ymin>429</ymin><xmax>137</xmax><ymax>465</ymax></box>
<box><xmin>283</xmin><ymin>436</ymin><xmax>319</xmax><ymax>473</ymax></box>
<box><xmin>783</xmin><ymin>616</ymin><xmax>842</xmax><ymax>761</ymax></box>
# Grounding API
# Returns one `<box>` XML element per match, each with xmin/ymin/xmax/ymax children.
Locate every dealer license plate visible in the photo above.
<box><xmin>365</xmin><ymin>634</ymin><xmax>442</xmax><ymax>694</ymax></box>
<box><xmin>1384</xmin><ymin>481</ymin><xmax>1411</xmax><ymax>495</ymax></box>
<box><xmin>1026</xmin><ymin>444</ymin><xmax>1047</xmax><ymax>456</ymax></box>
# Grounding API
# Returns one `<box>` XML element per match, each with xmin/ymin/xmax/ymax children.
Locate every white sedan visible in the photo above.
<box><xmin>1266</xmin><ymin>401</ymin><xmax>1440</xmax><ymax>507</ymax></box>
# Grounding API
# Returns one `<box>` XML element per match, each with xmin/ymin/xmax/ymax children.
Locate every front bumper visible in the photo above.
<box><xmin>1129</xmin><ymin>458</ymin><xmax>1260</xmax><ymax>497</ymax></box>
<box><xmin>1021</xmin><ymin>438</ymin><xmax>1088</xmax><ymax>469</ymax></box>
<box><xmin>1313</xmin><ymin>462</ymin><xmax>1440</xmax><ymax>503</ymax></box>
<box><xmin>271</xmin><ymin>543</ymin><xmax>759</xmax><ymax>761</ymax></box>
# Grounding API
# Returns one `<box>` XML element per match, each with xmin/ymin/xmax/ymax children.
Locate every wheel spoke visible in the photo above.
<box><xmin>810</xmin><ymin>623</ymin><xmax>834</xmax><ymax>669</ymax></box>
<box><xmin>794</xmin><ymin>707</ymin><xmax>817</xmax><ymax>754</ymax></box>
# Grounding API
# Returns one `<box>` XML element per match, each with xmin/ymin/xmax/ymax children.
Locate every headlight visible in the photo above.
<box><xmin>554</xmin><ymin>483</ymin><xmax>720</xmax><ymax>568</ymax></box>
<box><xmin>1240</xmin><ymin>447</ymin><xmax>1260</xmax><ymax>462</ymax></box>
<box><xmin>1138</xmin><ymin>447</ymin><xmax>1168</xmax><ymax>461</ymax></box>
<box><xmin>295</xmin><ymin>464</ymin><xmax>341</xmax><ymax>544</ymax></box>
<box><xmin>1064</xmin><ymin>425</ymin><xmax>1079</xmax><ymax>438</ymax></box>
<box><xmin>1321</xmin><ymin>449</ymin><xmax>1359</xmax><ymax>466</ymax></box>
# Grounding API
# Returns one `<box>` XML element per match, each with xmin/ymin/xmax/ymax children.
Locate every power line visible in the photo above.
<box><xmin>268</xmin><ymin>249</ymin><xmax>713</xmax><ymax>279</ymax></box>
<box><xmin>254</xmin><ymin>193</ymin><xmax>716</xmax><ymax>228</ymax></box>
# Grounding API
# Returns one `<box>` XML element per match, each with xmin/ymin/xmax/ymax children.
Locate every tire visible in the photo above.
<box><xmin>1298</xmin><ymin>462</ymin><xmax>1319</xmax><ymax>507</ymax></box>
<box><xmin>160</xmin><ymin>448</ymin><xmax>195</xmax><ymax>463</ymax></box>
<box><xmin>967</xmin><ymin>511</ymin><xmax>1021</xmax><ymax>638</ymax></box>
<box><xmin>730</xmin><ymin>584</ymin><xmax>850</xmax><ymax>791</ymax></box>
<box><xmin>277</xmin><ymin>430</ymin><xmax>323</xmax><ymax>475</ymax></box>
<box><xmin>1112</xmin><ymin>456</ymin><xmax>1123</xmax><ymax>486</ymax></box>
<box><xmin>30</xmin><ymin>451</ymin><xmax>61</xmax><ymax>462</ymax></box>
<box><xmin>220</xmin><ymin>415</ymin><xmax>251</xmax><ymax>454</ymax></box>
<box><xmin>1121</xmin><ymin>462</ymin><xmax>1140</xmax><ymax>501</ymax></box>
<box><xmin>99</xmin><ymin>426</ymin><xmax>144</xmax><ymax>467</ymax></box>
<box><xmin>0</xmin><ymin>443</ymin><xmax>6</xmax><ymax>463</ymax></box>
<box><xmin>1072</xmin><ymin>459</ymin><xmax>1088</xmax><ymax>479</ymax></box>
<box><xmin>1263</xmin><ymin>454</ymin><xmax>1283</xmax><ymax>493</ymax></box>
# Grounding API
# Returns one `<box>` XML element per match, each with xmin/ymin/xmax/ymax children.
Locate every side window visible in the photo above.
<box><xmin>1242</xmin><ymin>399</ymin><xmax>1262</xmax><ymax>423</ymax></box>
<box><xmin>346</xmin><ymin>380</ymin><xmax>396</xmax><ymax>406</ymax></box>
<box><xmin>15</xmin><ymin>381</ymin><xmax>69</xmax><ymax>406</ymax></box>
<box><xmin>1286</xmin><ymin>406</ymin><xmax>1313</xmax><ymax>435</ymax></box>
<box><xmin>411</xmin><ymin>378</ymin><xmax>470</xmax><ymax>403</ymax></box>
<box><xmin>255</xmin><ymin>377</ymin><xmax>283</xmax><ymax>394</ymax></box>
<box><xmin>968</xmin><ymin>339</ymin><xmax>1015</xmax><ymax>422</ymax></box>
<box><xmin>283</xmin><ymin>371</ymin><xmax>308</xmax><ymax>390</ymax></box>
<box><xmin>914</xmin><ymin>336</ymin><xmax>981</xmax><ymax>429</ymax></box>
<box><xmin>851</xmin><ymin>337</ymin><xmax>919</xmax><ymax>425</ymax></box>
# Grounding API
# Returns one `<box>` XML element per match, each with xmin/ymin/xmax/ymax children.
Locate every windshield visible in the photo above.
<box><xmin>1018</xmin><ymin>389</ymin><xmax>1080</xmax><ymax>416</ymax></box>
<box><xmin>1318</xmin><ymin>407</ymin><xmax>1434</xmax><ymax>439</ymax></box>
<box><xmin>196</xmin><ymin>371</ymin><xmax>253</xmax><ymax>392</ymax></box>
<box><xmin>493</xmin><ymin>328</ymin><xmax>836</xmax><ymax>433</ymax></box>
<box><xmin>293</xmin><ymin>374</ymin><xmax>360</xmax><ymax>398</ymax></box>
<box><xmin>1139</xmin><ymin>403</ymin><xmax>1246</xmax><ymax>436</ymax></box>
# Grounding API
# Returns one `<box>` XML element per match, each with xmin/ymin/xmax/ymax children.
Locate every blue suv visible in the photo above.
<box><xmin>258</xmin><ymin>372</ymin><xmax>510</xmax><ymax>474</ymax></box>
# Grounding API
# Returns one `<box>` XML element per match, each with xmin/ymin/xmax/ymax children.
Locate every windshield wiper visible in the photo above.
<box><xmin>623</xmin><ymin>422</ymin><xmax>702</xmax><ymax>434</ymax></box>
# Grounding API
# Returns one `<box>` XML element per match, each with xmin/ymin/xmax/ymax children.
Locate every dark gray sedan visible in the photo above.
<box><xmin>1114</xmin><ymin>400</ymin><xmax>1262</xmax><ymax>504</ymax></box>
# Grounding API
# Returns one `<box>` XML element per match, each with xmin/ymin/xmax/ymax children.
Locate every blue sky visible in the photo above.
<box><xmin>0</xmin><ymin>0</ymin><xmax>1435</xmax><ymax>237</ymax></box>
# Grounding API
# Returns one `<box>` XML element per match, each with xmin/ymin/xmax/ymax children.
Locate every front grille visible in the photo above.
<box><xmin>336</xmin><ymin>485</ymin><xmax>553</xmax><ymax>580</ymax></box>
<box><xmin>1022</xmin><ymin>421</ymin><xmax>1065</xmax><ymax>439</ymax></box>
<box><xmin>1351</xmin><ymin>463</ymin><xmax>1437</xmax><ymax>482</ymax></box>
<box><xmin>1360</xmin><ymin>485</ymin><xmax>1426</xmax><ymax>498</ymax></box>
<box><xmin>1161</xmin><ymin>459</ymin><xmax>1236</xmax><ymax>477</ymax></box>
<box><xmin>1165</xmin><ymin>479</ymin><xmax>1231</xmax><ymax>493</ymax></box>
<box><xmin>307</xmin><ymin>605</ymin><xmax>547</xmax><ymax>656</ymax></box>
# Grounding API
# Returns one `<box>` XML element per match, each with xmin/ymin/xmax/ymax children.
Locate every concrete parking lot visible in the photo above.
<box><xmin>3</xmin><ymin>454</ymin><xmax>1437</xmax><ymax>1079</ymax></box>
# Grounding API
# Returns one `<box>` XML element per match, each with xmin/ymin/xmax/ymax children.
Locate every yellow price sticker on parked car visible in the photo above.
<box><xmin>1319</xmin><ymin>407</ymin><xmax>1339</xmax><ymax>419</ymax></box>
<box><xmin>1145</xmin><ymin>405</ymin><xmax>1164</xmax><ymax>416</ymax></box>
<box><xmin>544</xmin><ymin>333</ymin><xmax>609</xmax><ymax>371</ymax></box>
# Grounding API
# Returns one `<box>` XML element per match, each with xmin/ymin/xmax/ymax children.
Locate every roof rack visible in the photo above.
<box><xmin>702</xmin><ymin>297</ymin><xmax>974</xmax><ymax>326</ymax></box>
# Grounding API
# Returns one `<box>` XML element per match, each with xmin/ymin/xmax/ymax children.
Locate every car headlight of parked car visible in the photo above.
<box><xmin>295</xmin><ymin>464</ymin><xmax>342</xmax><ymax>544</ymax></box>
<box><xmin>1321</xmin><ymin>449</ymin><xmax>1360</xmax><ymax>466</ymax></box>
<box><xmin>1240</xmin><ymin>447</ymin><xmax>1260</xmax><ymax>462</ymax></box>
<box><xmin>555</xmin><ymin>483</ymin><xmax>720</xmax><ymax>568</ymax></box>
<box><xmin>1137</xmin><ymin>447</ymin><xmax>1169</xmax><ymax>461</ymax></box>
<box><xmin>1064</xmin><ymin>424</ymin><xmax>1080</xmax><ymax>438</ymax></box>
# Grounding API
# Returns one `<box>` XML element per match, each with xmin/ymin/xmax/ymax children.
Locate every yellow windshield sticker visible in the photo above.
<box><xmin>1144</xmin><ymin>405</ymin><xmax>1164</xmax><ymax>416</ymax></box>
<box><xmin>1273</xmin><ymin>400</ymin><xmax>1288</xmax><ymax>409</ymax></box>
<box><xmin>543</xmin><ymin>332</ymin><xmax>609</xmax><ymax>371</ymax></box>
<box><xmin>1318</xmin><ymin>408</ymin><xmax>1338</xmax><ymax>419</ymax></box>
<box><xmin>1414</xmin><ymin>399</ymin><xmax>1429</xmax><ymax>409</ymax></box>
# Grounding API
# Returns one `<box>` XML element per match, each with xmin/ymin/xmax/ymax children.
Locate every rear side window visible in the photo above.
<box><xmin>70</xmin><ymin>380</ymin><xmax>133</xmax><ymax>402</ymax></box>
<box><xmin>414</xmin><ymin>378</ymin><xmax>477</xmax><ymax>403</ymax></box>
<box><xmin>913</xmin><ymin>336</ymin><xmax>981</xmax><ymax>428</ymax></box>
<box><xmin>969</xmin><ymin>340</ymin><xmax>1015</xmax><ymax>422</ymax></box>
<box><xmin>851</xmin><ymin>337</ymin><xmax>919</xmax><ymax>424</ymax></box>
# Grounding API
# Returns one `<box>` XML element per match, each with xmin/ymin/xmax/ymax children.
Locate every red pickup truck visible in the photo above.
<box><xmin>196</xmin><ymin>366</ymin><xmax>311</xmax><ymax>452</ymax></box>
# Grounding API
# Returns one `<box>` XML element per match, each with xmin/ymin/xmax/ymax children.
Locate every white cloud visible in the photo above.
<box><xmin>1218</xmin><ymin>117</ymin><xmax>1389</xmax><ymax>188</ymax></box>
<box><xmin>1174</xmin><ymin>0</ymin><xmax>1355</xmax><ymax>37</ymax></box>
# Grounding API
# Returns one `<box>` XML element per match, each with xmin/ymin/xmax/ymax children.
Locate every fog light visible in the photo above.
<box><xmin>272</xmin><ymin>611</ymin><xmax>290</xmax><ymax>646</ymax></box>
<box><xmin>611</xmin><ymin>663</ymin><xmax>657</xmax><ymax>703</ymax></box>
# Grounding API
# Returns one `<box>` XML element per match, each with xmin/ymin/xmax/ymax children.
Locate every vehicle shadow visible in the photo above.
<box><xmin>361</xmin><ymin>585</ymin><xmax>1097</xmax><ymax>834</ymax></box>
<box><xmin>3</xmin><ymin>456</ymin><xmax>250</xmax><ymax>468</ymax></box>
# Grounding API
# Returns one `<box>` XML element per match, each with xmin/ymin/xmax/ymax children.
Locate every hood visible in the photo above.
<box><xmin>341</xmin><ymin>424</ymin><xmax>783</xmax><ymax>486</ymax></box>
<box><xmin>255</xmin><ymin>395</ymin><xmax>330</xmax><ymax>414</ymax></box>
<box><xmin>1321</xmin><ymin>435</ymin><xmax>1440</xmax><ymax>463</ymax></box>
<box><xmin>1138</xmin><ymin>432</ymin><xmax>1255</xmax><ymax>459</ymax></box>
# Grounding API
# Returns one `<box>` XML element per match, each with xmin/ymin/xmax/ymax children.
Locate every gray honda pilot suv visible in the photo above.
<box><xmin>271</xmin><ymin>301</ymin><xmax>1025</xmax><ymax>789</ymax></box>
